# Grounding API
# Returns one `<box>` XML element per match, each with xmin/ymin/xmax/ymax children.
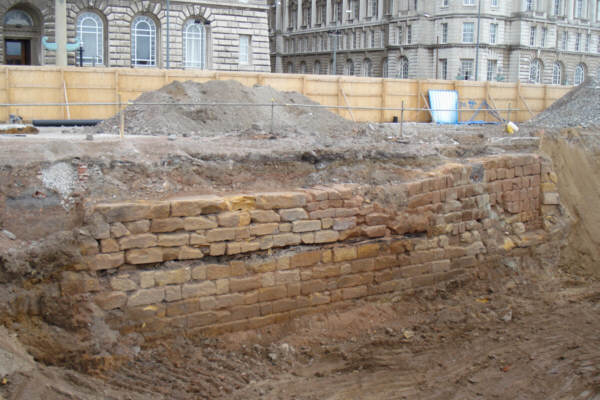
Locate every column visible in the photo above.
<box><xmin>567</xmin><ymin>0</ymin><xmax>574</xmax><ymax>19</ymax></box>
<box><xmin>312</xmin><ymin>0</ymin><xmax>317</xmax><ymax>26</ymax></box>
<box><xmin>298</xmin><ymin>0</ymin><xmax>303</xmax><ymax>27</ymax></box>
<box><xmin>55</xmin><ymin>0</ymin><xmax>67</xmax><ymax>66</ymax></box>
<box><xmin>343</xmin><ymin>0</ymin><xmax>349</xmax><ymax>22</ymax></box>
<box><xmin>327</xmin><ymin>0</ymin><xmax>332</xmax><ymax>25</ymax></box>
<box><xmin>284</xmin><ymin>0</ymin><xmax>289</xmax><ymax>30</ymax></box>
<box><xmin>276</xmin><ymin>0</ymin><xmax>282</xmax><ymax>30</ymax></box>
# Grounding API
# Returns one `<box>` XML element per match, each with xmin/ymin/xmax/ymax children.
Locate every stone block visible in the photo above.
<box><xmin>314</xmin><ymin>230</ymin><xmax>340</xmax><ymax>243</ymax></box>
<box><xmin>225</xmin><ymin>195</ymin><xmax>256</xmax><ymax>211</ymax></box>
<box><xmin>89</xmin><ymin>252</ymin><xmax>125</xmax><ymax>271</ymax></box>
<box><xmin>95</xmin><ymin>202</ymin><xmax>152</xmax><ymax>223</ymax></box>
<box><xmin>249</xmin><ymin>210</ymin><xmax>281</xmax><ymax>223</ymax></box>
<box><xmin>210</xmin><ymin>243</ymin><xmax>227</xmax><ymax>256</ymax></box>
<box><xmin>88</xmin><ymin>219</ymin><xmax>110</xmax><ymax>240</ymax></box>
<box><xmin>542</xmin><ymin>192</ymin><xmax>560</xmax><ymax>205</ymax></box>
<box><xmin>258</xmin><ymin>285</ymin><xmax>287</xmax><ymax>302</ymax></box>
<box><xmin>151</xmin><ymin>218</ymin><xmax>184</xmax><ymax>233</ymax></box>
<box><xmin>290</xmin><ymin>250</ymin><xmax>322</xmax><ymax>268</ymax></box>
<box><xmin>338</xmin><ymin>273</ymin><xmax>372</xmax><ymax>288</ymax></box>
<box><xmin>162</xmin><ymin>247</ymin><xmax>179</xmax><ymax>262</ymax></box>
<box><xmin>229</xmin><ymin>276</ymin><xmax>261</xmax><ymax>292</ymax></box>
<box><xmin>158</xmin><ymin>233</ymin><xmax>189</xmax><ymax>247</ymax></box>
<box><xmin>357</xmin><ymin>243</ymin><xmax>380</xmax><ymax>259</ymax></box>
<box><xmin>95</xmin><ymin>291</ymin><xmax>127</xmax><ymax>310</ymax></box>
<box><xmin>183</xmin><ymin>216</ymin><xmax>218</xmax><ymax>230</ymax></box>
<box><xmin>187</xmin><ymin>311</ymin><xmax>218</xmax><ymax>328</ymax></box>
<box><xmin>351</xmin><ymin>258</ymin><xmax>375</xmax><ymax>273</ymax></box>
<box><xmin>110</xmin><ymin>276</ymin><xmax>137</xmax><ymax>291</ymax></box>
<box><xmin>363</xmin><ymin>225</ymin><xmax>387</xmax><ymax>238</ymax></box>
<box><xmin>155</xmin><ymin>267</ymin><xmax>191</xmax><ymax>286</ymax></box>
<box><xmin>139</xmin><ymin>271</ymin><xmax>155</xmax><ymax>289</ymax></box>
<box><xmin>182</xmin><ymin>281</ymin><xmax>217</xmax><ymax>298</ymax></box>
<box><xmin>207</xmin><ymin>228</ymin><xmax>236</xmax><ymax>242</ymax></box>
<box><xmin>292</xmin><ymin>220</ymin><xmax>321</xmax><ymax>232</ymax></box>
<box><xmin>119</xmin><ymin>233</ymin><xmax>157</xmax><ymax>250</ymax></box>
<box><xmin>218</xmin><ymin>211</ymin><xmax>251</xmax><ymax>227</ymax></box>
<box><xmin>333</xmin><ymin>247</ymin><xmax>357</xmax><ymax>262</ymax></box>
<box><xmin>278</xmin><ymin>223</ymin><xmax>292</xmax><ymax>232</ymax></box>
<box><xmin>178</xmin><ymin>246</ymin><xmax>205</xmax><ymax>260</ymax></box>
<box><xmin>230</xmin><ymin>304</ymin><xmax>261</xmax><ymax>320</ymax></box>
<box><xmin>342</xmin><ymin>285</ymin><xmax>368</xmax><ymax>300</ymax></box>
<box><xmin>215</xmin><ymin>293</ymin><xmax>245</xmax><ymax>309</ymax></box>
<box><xmin>170</xmin><ymin>195</ymin><xmax>228</xmax><ymax>217</ymax></box>
<box><xmin>110</xmin><ymin>222</ymin><xmax>130</xmax><ymax>238</ymax></box>
<box><xmin>271</xmin><ymin>298</ymin><xmax>297</xmax><ymax>313</ymax></box>
<box><xmin>165</xmin><ymin>286</ymin><xmax>182</xmax><ymax>302</ymax></box>
<box><xmin>255</xmin><ymin>192</ymin><xmax>308</xmax><ymax>210</ymax></box>
<box><xmin>249</xmin><ymin>223</ymin><xmax>279</xmax><ymax>236</ymax></box>
<box><xmin>216</xmin><ymin>279</ymin><xmax>229</xmax><ymax>295</ymax></box>
<box><xmin>279</xmin><ymin>208</ymin><xmax>309</xmax><ymax>222</ymax></box>
<box><xmin>101</xmin><ymin>239</ymin><xmax>120</xmax><ymax>253</ymax></box>
<box><xmin>333</xmin><ymin>217</ymin><xmax>357</xmax><ymax>231</ymax></box>
<box><xmin>272</xmin><ymin>233</ymin><xmax>301</xmax><ymax>247</ymax></box>
<box><xmin>365</xmin><ymin>213</ymin><xmax>389</xmax><ymax>225</ymax></box>
<box><xmin>128</xmin><ymin>288</ymin><xmax>165</xmax><ymax>307</ymax></box>
<box><xmin>126</xmin><ymin>248</ymin><xmax>163</xmax><ymax>265</ymax></box>
<box><xmin>275</xmin><ymin>270</ymin><xmax>300</xmax><ymax>284</ymax></box>
<box><xmin>189</xmin><ymin>233</ymin><xmax>209</xmax><ymax>246</ymax></box>
<box><xmin>124</xmin><ymin>220</ymin><xmax>151</xmax><ymax>234</ymax></box>
<box><xmin>301</xmin><ymin>280</ymin><xmax>327</xmax><ymax>295</ymax></box>
<box><xmin>311</xmin><ymin>264</ymin><xmax>341</xmax><ymax>279</ymax></box>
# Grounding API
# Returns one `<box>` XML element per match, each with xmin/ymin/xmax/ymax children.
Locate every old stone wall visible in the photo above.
<box><xmin>60</xmin><ymin>153</ymin><xmax>563</xmax><ymax>338</ymax></box>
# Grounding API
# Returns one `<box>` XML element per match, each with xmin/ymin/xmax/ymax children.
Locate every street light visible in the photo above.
<box><xmin>328</xmin><ymin>29</ymin><xmax>342</xmax><ymax>75</ymax></box>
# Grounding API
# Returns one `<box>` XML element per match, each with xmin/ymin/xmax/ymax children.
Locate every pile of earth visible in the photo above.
<box><xmin>527</xmin><ymin>76</ymin><xmax>600</xmax><ymax>129</ymax></box>
<box><xmin>92</xmin><ymin>80</ymin><xmax>361</xmax><ymax>136</ymax></box>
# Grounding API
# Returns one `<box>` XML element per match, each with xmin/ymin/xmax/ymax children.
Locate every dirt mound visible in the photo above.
<box><xmin>93</xmin><ymin>80</ymin><xmax>360</xmax><ymax>136</ymax></box>
<box><xmin>527</xmin><ymin>76</ymin><xmax>600</xmax><ymax>129</ymax></box>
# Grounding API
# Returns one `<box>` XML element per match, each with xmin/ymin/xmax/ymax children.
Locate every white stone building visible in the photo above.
<box><xmin>0</xmin><ymin>0</ymin><xmax>270</xmax><ymax>72</ymax></box>
<box><xmin>269</xmin><ymin>0</ymin><xmax>600</xmax><ymax>84</ymax></box>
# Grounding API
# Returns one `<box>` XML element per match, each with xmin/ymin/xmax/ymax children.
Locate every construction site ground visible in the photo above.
<box><xmin>1</xmin><ymin>78</ymin><xmax>600</xmax><ymax>399</ymax></box>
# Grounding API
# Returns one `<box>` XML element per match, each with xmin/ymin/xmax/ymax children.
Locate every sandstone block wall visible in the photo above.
<box><xmin>65</xmin><ymin>154</ymin><xmax>562</xmax><ymax>337</ymax></box>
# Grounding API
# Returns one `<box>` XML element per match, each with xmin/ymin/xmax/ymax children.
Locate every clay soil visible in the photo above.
<box><xmin>1</xmin><ymin>259</ymin><xmax>599</xmax><ymax>399</ymax></box>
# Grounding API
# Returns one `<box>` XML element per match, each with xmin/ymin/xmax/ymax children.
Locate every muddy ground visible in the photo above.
<box><xmin>1</xmin><ymin>247</ymin><xmax>599</xmax><ymax>399</ymax></box>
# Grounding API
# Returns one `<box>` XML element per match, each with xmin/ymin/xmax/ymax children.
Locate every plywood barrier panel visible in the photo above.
<box><xmin>304</xmin><ymin>79</ymin><xmax>338</xmax><ymax>97</ymax></box>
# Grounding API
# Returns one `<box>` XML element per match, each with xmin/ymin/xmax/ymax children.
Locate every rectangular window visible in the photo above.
<box><xmin>316</xmin><ymin>5</ymin><xmax>324</xmax><ymax>23</ymax></box>
<box><xmin>554</xmin><ymin>0</ymin><xmax>560</xmax><ymax>15</ymax></box>
<box><xmin>487</xmin><ymin>59</ymin><xmax>497</xmax><ymax>81</ymax></box>
<box><xmin>525</xmin><ymin>0</ymin><xmax>533</xmax><ymax>11</ymax></box>
<box><xmin>586</xmin><ymin>33</ymin><xmax>590</xmax><ymax>52</ymax></box>
<box><xmin>461</xmin><ymin>58</ymin><xmax>474</xmax><ymax>80</ymax></box>
<box><xmin>442</xmin><ymin>0</ymin><xmax>449</xmax><ymax>6</ymax></box>
<box><xmin>541</xmin><ymin>27</ymin><xmax>547</xmax><ymax>47</ymax></box>
<box><xmin>463</xmin><ymin>22</ymin><xmax>474</xmax><ymax>43</ymax></box>
<box><xmin>575</xmin><ymin>0</ymin><xmax>583</xmax><ymax>18</ymax></box>
<box><xmin>490</xmin><ymin>23</ymin><xmax>498</xmax><ymax>44</ymax></box>
<box><xmin>407</xmin><ymin>25</ymin><xmax>412</xmax><ymax>44</ymax></box>
<box><xmin>491</xmin><ymin>0</ymin><xmax>498</xmax><ymax>6</ymax></box>
<box><xmin>302</xmin><ymin>7</ymin><xmax>309</xmax><ymax>26</ymax></box>
<box><xmin>239</xmin><ymin>35</ymin><xmax>251</xmax><ymax>64</ymax></box>
<box><xmin>370</xmin><ymin>30</ymin><xmax>375</xmax><ymax>47</ymax></box>
<box><xmin>530</xmin><ymin>26</ymin><xmax>536</xmax><ymax>46</ymax></box>
<box><xmin>353</xmin><ymin>0</ymin><xmax>360</xmax><ymax>19</ymax></box>
<box><xmin>440</xmin><ymin>58</ymin><xmax>448</xmax><ymax>80</ymax></box>
<box><xmin>441</xmin><ymin>23</ymin><xmax>448</xmax><ymax>43</ymax></box>
<box><xmin>561</xmin><ymin>31</ymin><xmax>568</xmax><ymax>50</ymax></box>
<box><xmin>369</xmin><ymin>0</ymin><xmax>378</xmax><ymax>17</ymax></box>
<box><xmin>575</xmin><ymin>32</ymin><xmax>581</xmax><ymax>51</ymax></box>
<box><xmin>464</xmin><ymin>0</ymin><xmax>475</xmax><ymax>5</ymax></box>
<box><xmin>397</xmin><ymin>26</ymin><xmax>403</xmax><ymax>45</ymax></box>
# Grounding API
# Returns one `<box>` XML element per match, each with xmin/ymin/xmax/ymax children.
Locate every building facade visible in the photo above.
<box><xmin>0</xmin><ymin>0</ymin><xmax>270</xmax><ymax>71</ymax></box>
<box><xmin>269</xmin><ymin>0</ymin><xmax>600</xmax><ymax>84</ymax></box>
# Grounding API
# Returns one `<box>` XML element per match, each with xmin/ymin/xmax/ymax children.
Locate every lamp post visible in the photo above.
<box><xmin>474</xmin><ymin>0</ymin><xmax>481</xmax><ymax>80</ymax></box>
<box><xmin>328</xmin><ymin>29</ymin><xmax>342</xmax><ymax>74</ymax></box>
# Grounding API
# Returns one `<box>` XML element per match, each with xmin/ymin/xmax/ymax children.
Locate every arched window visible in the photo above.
<box><xmin>4</xmin><ymin>9</ymin><xmax>33</xmax><ymax>26</ymax></box>
<box><xmin>344</xmin><ymin>59</ymin><xmax>354</xmax><ymax>75</ymax></box>
<box><xmin>300</xmin><ymin>61</ymin><xmax>307</xmax><ymax>73</ymax></box>
<box><xmin>77</xmin><ymin>12</ymin><xmax>104</xmax><ymax>66</ymax></box>
<box><xmin>183</xmin><ymin>20</ymin><xmax>207</xmax><ymax>69</ymax></box>
<box><xmin>362</xmin><ymin>58</ymin><xmax>372</xmax><ymax>77</ymax></box>
<box><xmin>552</xmin><ymin>62</ymin><xmax>563</xmax><ymax>85</ymax></box>
<box><xmin>314</xmin><ymin>60</ymin><xmax>321</xmax><ymax>75</ymax></box>
<box><xmin>131</xmin><ymin>16</ymin><xmax>157</xmax><ymax>67</ymax></box>
<box><xmin>529</xmin><ymin>58</ymin><xmax>542</xmax><ymax>83</ymax></box>
<box><xmin>286</xmin><ymin>62</ymin><xmax>294</xmax><ymax>73</ymax></box>
<box><xmin>382</xmin><ymin>58</ymin><xmax>389</xmax><ymax>78</ymax></box>
<box><xmin>398</xmin><ymin>56</ymin><xmax>409</xmax><ymax>79</ymax></box>
<box><xmin>574</xmin><ymin>63</ymin><xmax>585</xmax><ymax>85</ymax></box>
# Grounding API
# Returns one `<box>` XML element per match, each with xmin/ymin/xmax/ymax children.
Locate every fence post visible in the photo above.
<box><xmin>380</xmin><ymin>79</ymin><xmax>386</xmax><ymax>123</ymax></box>
<box><xmin>2</xmin><ymin>68</ymin><xmax>8</xmax><ymax>122</ymax></box>
<box><xmin>337</xmin><ymin>76</ymin><xmax>342</xmax><ymax>116</ymax></box>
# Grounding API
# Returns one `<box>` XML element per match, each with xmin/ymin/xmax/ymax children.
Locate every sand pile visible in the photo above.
<box><xmin>93</xmin><ymin>80</ymin><xmax>360</xmax><ymax>136</ymax></box>
<box><xmin>527</xmin><ymin>76</ymin><xmax>600</xmax><ymax>129</ymax></box>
